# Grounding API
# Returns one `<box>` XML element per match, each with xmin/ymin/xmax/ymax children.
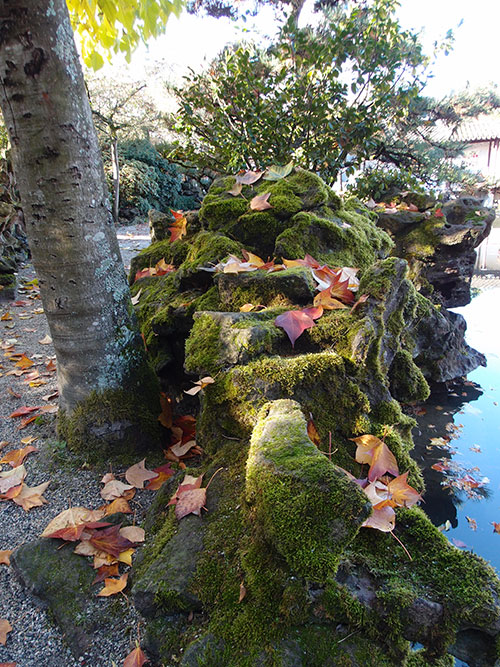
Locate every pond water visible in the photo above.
<box><xmin>412</xmin><ymin>286</ymin><xmax>500</xmax><ymax>572</ymax></box>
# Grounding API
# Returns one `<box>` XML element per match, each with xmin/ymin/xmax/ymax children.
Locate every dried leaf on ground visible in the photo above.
<box><xmin>38</xmin><ymin>335</ymin><xmax>52</xmax><ymax>345</ymax></box>
<box><xmin>101</xmin><ymin>479</ymin><xmax>135</xmax><ymax>500</ymax></box>
<box><xmin>0</xmin><ymin>619</ymin><xmax>12</xmax><ymax>645</ymax></box>
<box><xmin>41</xmin><ymin>506</ymin><xmax>106</xmax><ymax>539</ymax></box>
<box><xmin>175</xmin><ymin>487</ymin><xmax>207</xmax><ymax>520</ymax></box>
<box><xmin>123</xmin><ymin>644</ymin><xmax>149</xmax><ymax>667</ymax></box>
<box><xmin>235</xmin><ymin>169</ymin><xmax>263</xmax><ymax>185</ymax></box>
<box><xmin>361</xmin><ymin>505</ymin><xmax>396</xmax><ymax>532</ymax></box>
<box><xmin>250</xmin><ymin>192</ymin><xmax>272</xmax><ymax>211</ymax></box>
<box><xmin>184</xmin><ymin>376</ymin><xmax>215</xmax><ymax>396</ymax></box>
<box><xmin>104</xmin><ymin>497</ymin><xmax>132</xmax><ymax>515</ymax></box>
<box><xmin>125</xmin><ymin>459</ymin><xmax>158</xmax><ymax>489</ymax></box>
<box><xmin>92</xmin><ymin>563</ymin><xmax>119</xmax><ymax>584</ymax></box>
<box><xmin>351</xmin><ymin>434</ymin><xmax>399</xmax><ymax>482</ymax></box>
<box><xmin>89</xmin><ymin>525</ymin><xmax>135</xmax><ymax>558</ymax></box>
<box><xmin>0</xmin><ymin>445</ymin><xmax>38</xmax><ymax>468</ymax></box>
<box><xmin>0</xmin><ymin>550</ymin><xmax>12</xmax><ymax>566</ymax></box>
<box><xmin>97</xmin><ymin>572</ymin><xmax>128</xmax><ymax>597</ymax></box>
<box><xmin>13</xmin><ymin>480</ymin><xmax>50</xmax><ymax>511</ymax></box>
<box><xmin>0</xmin><ymin>465</ymin><xmax>26</xmax><ymax>494</ymax></box>
<box><xmin>119</xmin><ymin>526</ymin><xmax>145</xmax><ymax>543</ymax></box>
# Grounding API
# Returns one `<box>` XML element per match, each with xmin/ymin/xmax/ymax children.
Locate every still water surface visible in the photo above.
<box><xmin>412</xmin><ymin>287</ymin><xmax>500</xmax><ymax>571</ymax></box>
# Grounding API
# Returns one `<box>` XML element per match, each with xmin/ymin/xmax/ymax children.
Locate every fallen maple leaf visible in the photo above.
<box><xmin>125</xmin><ymin>459</ymin><xmax>158</xmax><ymax>489</ymax></box>
<box><xmin>170</xmin><ymin>439</ymin><xmax>197</xmax><ymax>458</ymax></box>
<box><xmin>15</xmin><ymin>354</ymin><xmax>34</xmax><ymax>369</ymax></box>
<box><xmin>362</xmin><ymin>505</ymin><xmax>396</xmax><ymax>532</ymax></box>
<box><xmin>158</xmin><ymin>392</ymin><xmax>173</xmax><ymax>428</ymax></box>
<box><xmin>0</xmin><ymin>465</ymin><xmax>26</xmax><ymax>494</ymax></box>
<box><xmin>0</xmin><ymin>619</ymin><xmax>12</xmax><ymax>645</ymax></box>
<box><xmin>184</xmin><ymin>376</ymin><xmax>215</xmax><ymax>396</ymax></box>
<box><xmin>227</xmin><ymin>181</ymin><xmax>243</xmax><ymax>196</ymax></box>
<box><xmin>235</xmin><ymin>169</ymin><xmax>263</xmax><ymax>185</ymax></box>
<box><xmin>13</xmin><ymin>480</ymin><xmax>50</xmax><ymax>511</ymax></box>
<box><xmin>101</xmin><ymin>479</ymin><xmax>135</xmax><ymax>501</ymax></box>
<box><xmin>97</xmin><ymin>572</ymin><xmax>128</xmax><ymax>597</ymax></box>
<box><xmin>274</xmin><ymin>310</ymin><xmax>316</xmax><ymax>347</ymax></box>
<box><xmin>313</xmin><ymin>287</ymin><xmax>348</xmax><ymax>311</ymax></box>
<box><xmin>41</xmin><ymin>506</ymin><xmax>105</xmax><ymax>538</ymax></box>
<box><xmin>92</xmin><ymin>563</ymin><xmax>119</xmax><ymax>584</ymax></box>
<box><xmin>307</xmin><ymin>416</ymin><xmax>321</xmax><ymax>448</ymax></box>
<box><xmin>250</xmin><ymin>192</ymin><xmax>273</xmax><ymax>211</ymax></box>
<box><xmin>89</xmin><ymin>525</ymin><xmax>135</xmax><ymax>558</ymax></box>
<box><xmin>0</xmin><ymin>445</ymin><xmax>38</xmax><ymax>468</ymax></box>
<box><xmin>175</xmin><ymin>487</ymin><xmax>207</xmax><ymax>520</ymax></box>
<box><xmin>0</xmin><ymin>550</ymin><xmax>12</xmax><ymax>566</ymax></box>
<box><xmin>0</xmin><ymin>618</ymin><xmax>12</xmax><ymax>646</ymax></box>
<box><xmin>169</xmin><ymin>210</ymin><xmax>187</xmax><ymax>242</ymax></box>
<box><xmin>372</xmin><ymin>473</ymin><xmax>421</xmax><ymax>509</ymax></box>
<box><xmin>104</xmin><ymin>497</ymin><xmax>132</xmax><ymax>515</ymax></box>
<box><xmin>351</xmin><ymin>434</ymin><xmax>399</xmax><ymax>482</ymax></box>
<box><xmin>492</xmin><ymin>522</ymin><xmax>500</xmax><ymax>534</ymax></box>
<box><xmin>38</xmin><ymin>335</ymin><xmax>52</xmax><ymax>345</ymax></box>
<box><xmin>145</xmin><ymin>463</ymin><xmax>174</xmax><ymax>490</ymax></box>
<box><xmin>238</xmin><ymin>581</ymin><xmax>247</xmax><ymax>603</ymax></box>
<box><xmin>8</xmin><ymin>406</ymin><xmax>41</xmax><ymax>418</ymax></box>
<box><xmin>123</xmin><ymin>644</ymin><xmax>149</xmax><ymax>667</ymax></box>
<box><xmin>120</xmin><ymin>526</ymin><xmax>145</xmax><ymax>543</ymax></box>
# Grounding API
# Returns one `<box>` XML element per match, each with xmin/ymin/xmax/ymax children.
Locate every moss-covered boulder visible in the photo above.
<box><xmin>374</xmin><ymin>193</ymin><xmax>495</xmax><ymax>307</ymax></box>
<box><xmin>246</xmin><ymin>400</ymin><xmax>371</xmax><ymax>579</ymax></box>
<box><xmin>117</xmin><ymin>169</ymin><xmax>499</xmax><ymax>665</ymax></box>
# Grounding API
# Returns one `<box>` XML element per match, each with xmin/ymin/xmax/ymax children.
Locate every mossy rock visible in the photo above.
<box><xmin>215</xmin><ymin>266</ymin><xmax>316</xmax><ymax>311</ymax></box>
<box><xmin>246</xmin><ymin>400</ymin><xmax>371</xmax><ymax>580</ymax></box>
<box><xmin>326</xmin><ymin>506</ymin><xmax>500</xmax><ymax>663</ymax></box>
<box><xmin>275</xmin><ymin>207</ymin><xmax>393</xmax><ymax>269</ymax></box>
<box><xmin>12</xmin><ymin>539</ymin><xmax>127</xmax><ymax>657</ymax></box>
<box><xmin>389</xmin><ymin>349</ymin><xmax>430</xmax><ymax>404</ymax></box>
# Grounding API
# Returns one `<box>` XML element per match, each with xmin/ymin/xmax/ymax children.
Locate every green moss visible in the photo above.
<box><xmin>275</xmin><ymin>208</ymin><xmax>393</xmax><ymax>269</ymax></box>
<box><xmin>0</xmin><ymin>272</ymin><xmax>15</xmax><ymax>287</ymax></box>
<box><xmin>200</xmin><ymin>194</ymin><xmax>249</xmax><ymax>230</ymax></box>
<box><xmin>57</xmin><ymin>360</ymin><xmax>161</xmax><ymax>464</ymax></box>
<box><xmin>246</xmin><ymin>401</ymin><xmax>370</xmax><ymax>580</ymax></box>
<box><xmin>184</xmin><ymin>313</ymin><xmax>222</xmax><ymax>376</ymax></box>
<box><xmin>179</xmin><ymin>230</ymin><xmax>243</xmax><ymax>275</ymax></box>
<box><xmin>389</xmin><ymin>350</ymin><xmax>430</xmax><ymax>404</ymax></box>
<box><xmin>128</xmin><ymin>238</ymin><xmax>189</xmax><ymax>282</ymax></box>
<box><xmin>396</xmin><ymin>216</ymin><xmax>444</xmax><ymax>260</ymax></box>
<box><xmin>216</xmin><ymin>266</ymin><xmax>315</xmax><ymax>311</ymax></box>
<box><xmin>327</xmin><ymin>506</ymin><xmax>500</xmax><ymax>660</ymax></box>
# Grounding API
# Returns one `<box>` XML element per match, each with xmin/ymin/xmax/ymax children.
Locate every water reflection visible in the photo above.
<box><xmin>411</xmin><ymin>287</ymin><xmax>500</xmax><ymax>571</ymax></box>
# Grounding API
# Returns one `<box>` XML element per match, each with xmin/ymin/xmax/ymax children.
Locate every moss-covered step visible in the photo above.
<box><xmin>246</xmin><ymin>400</ymin><xmax>371</xmax><ymax>579</ymax></box>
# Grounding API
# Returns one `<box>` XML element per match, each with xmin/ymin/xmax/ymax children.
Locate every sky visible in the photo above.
<box><xmin>98</xmin><ymin>0</ymin><xmax>500</xmax><ymax>107</ymax></box>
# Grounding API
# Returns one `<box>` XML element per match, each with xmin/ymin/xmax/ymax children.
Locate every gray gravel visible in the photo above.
<box><xmin>0</xmin><ymin>223</ymin><xmax>153</xmax><ymax>667</ymax></box>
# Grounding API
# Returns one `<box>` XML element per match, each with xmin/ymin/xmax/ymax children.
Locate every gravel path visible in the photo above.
<box><xmin>0</xmin><ymin>223</ymin><xmax>153</xmax><ymax>667</ymax></box>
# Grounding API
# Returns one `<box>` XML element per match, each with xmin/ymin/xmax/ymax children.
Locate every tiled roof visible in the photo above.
<box><xmin>450</xmin><ymin>113</ymin><xmax>500</xmax><ymax>142</ymax></box>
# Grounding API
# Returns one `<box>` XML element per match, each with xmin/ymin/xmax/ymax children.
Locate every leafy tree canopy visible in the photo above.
<box><xmin>169</xmin><ymin>0</ymin><xmax>430</xmax><ymax>183</ymax></box>
<box><xmin>67</xmin><ymin>0</ymin><xmax>184</xmax><ymax>69</ymax></box>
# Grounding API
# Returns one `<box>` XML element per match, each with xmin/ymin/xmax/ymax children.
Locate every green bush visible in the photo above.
<box><xmin>103</xmin><ymin>139</ymin><xmax>201</xmax><ymax>215</ymax></box>
<box><xmin>349</xmin><ymin>168</ymin><xmax>426</xmax><ymax>202</ymax></box>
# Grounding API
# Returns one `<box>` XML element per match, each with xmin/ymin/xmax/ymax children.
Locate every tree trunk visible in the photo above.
<box><xmin>0</xmin><ymin>0</ymin><xmax>160</xmax><ymax>459</ymax></box>
<box><xmin>111</xmin><ymin>135</ymin><xmax>120</xmax><ymax>223</ymax></box>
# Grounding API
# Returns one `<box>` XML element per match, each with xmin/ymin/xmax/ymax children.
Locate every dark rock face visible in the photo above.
<box><xmin>375</xmin><ymin>194</ymin><xmax>495</xmax><ymax>307</ymax></box>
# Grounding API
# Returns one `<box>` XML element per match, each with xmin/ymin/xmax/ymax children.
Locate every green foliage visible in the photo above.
<box><xmin>170</xmin><ymin>0</ymin><xmax>428</xmax><ymax>182</ymax></box>
<box><xmin>67</xmin><ymin>0</ymin><xmax>184</xmax><ymax>69</ymax></box>
<box><xmin>349</xmin><ymin>168</ymin><xmax>426</xmax><ymax>202</ymax></box>
<box><xmin>103</xmin><ymin>139</ymin><xmax>200</xmax><ymax>213</ymax></box>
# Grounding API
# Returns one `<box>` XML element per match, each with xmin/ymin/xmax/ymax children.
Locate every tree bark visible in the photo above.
<box><xmin>0</xmin><ymin>0</ymin><xmax>160</xmax><ymax>456</ymax></box>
